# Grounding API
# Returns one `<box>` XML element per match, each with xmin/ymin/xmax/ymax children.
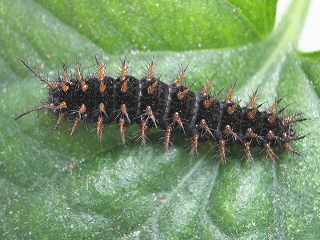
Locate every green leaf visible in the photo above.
<box><xmin>1</xmin><ymin>0</ymin><xmax>319</xmax><ymax>239</ymax></box>
<box><xmin>33</xmin><ymin>0</ymin><xmax>277</xmax><ymax>53</ymax></box>
<box><xmin>300</xmin><ymin>51</ymin><xmax>320</xmax><ymax>96</ymax></box>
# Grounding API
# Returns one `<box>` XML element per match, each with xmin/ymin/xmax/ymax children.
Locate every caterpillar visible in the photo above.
<box><xmin>15</xmin><ymin>58</ymin><xmax>306</xmax><ymax>163</ymax></box>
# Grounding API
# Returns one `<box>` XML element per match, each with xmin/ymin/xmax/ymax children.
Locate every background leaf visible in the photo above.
<box><xmin>33</xmin><ymin>0</ymin><xmax>277</xmax><ymax>53</ymax></box>
<box><xmin>300</xmin><ymin>51</ymin><xmax>320</xmax><ymax>96</ymax></box>
<box><xmin>0</xmin><ymin>0</ymin><xmax>319</xmax><ymax>239</ymax></box>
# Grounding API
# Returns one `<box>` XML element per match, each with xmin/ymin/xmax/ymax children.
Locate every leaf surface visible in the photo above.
<box><xmin>0</xmin><ymin>0</ymin><xmax>319</xmax><ymax>239</ymax></box>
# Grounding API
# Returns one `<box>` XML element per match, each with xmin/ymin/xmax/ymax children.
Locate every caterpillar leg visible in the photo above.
<box><xmin>70</xmin><ymin>117</ymin><xmax>81</xmax><ymax>136</ymax></box>
<box><xmin>164</xmin><ymin>126</ymin><xmax>173</xmax><ymax>151</ymax></box>
<box><xmin>219</xmin><ymin>140</ymin><xmax>226</xmax><ymax>164</ymax></box>
<box><xmin>54</xmin><ymin>112</ymin><xmax>65</xmax><ymax>130</ymax></box>
<box><xmin>190</xmin><ymin>134</ymin><xmax>199</xmax><ymax>156</ymax></box>
<box><xmin>264</xmin><ymin>143</ymin><xmax>277</xmax><ymax>163</ymax></box>
<box><xmin>119</xmin><ymin>118</ymin><xmax>126</xmax><ymax>145</ymax></box>
<box><xmin>140</xmin><ymin>121</ymin><xmax>148</xmax><ymax>145</ymax></box>
<box><xmin>244</xmin><ymin>141</ymin><xmax>254</xmax><ymax>163</ymax></box>
<box><xmin>97</xmin><ymin>117</ymin><xmax>104</xmax><ymax>142</ymax></box>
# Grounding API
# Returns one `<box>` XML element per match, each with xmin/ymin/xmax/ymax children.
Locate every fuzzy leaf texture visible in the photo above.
<box><xmin>0</xmin><ymin>0</ymin><xmax>319</xmax><ymax>239</ymax></box>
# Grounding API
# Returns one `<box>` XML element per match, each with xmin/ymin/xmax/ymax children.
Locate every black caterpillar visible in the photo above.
<box><xmin>16</xmin><ymin>58</ymin><xmax>306</xmax><ymax>163</ymax></box>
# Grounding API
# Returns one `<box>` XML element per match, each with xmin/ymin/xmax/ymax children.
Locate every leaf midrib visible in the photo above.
<box><xmin>238</xmin><ymin>0</ymin><xmax>311</xmax><ymax>99</ymax></box>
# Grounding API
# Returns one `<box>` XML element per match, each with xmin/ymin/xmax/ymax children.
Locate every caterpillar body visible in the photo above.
<box><xmin>16</xmin><ymin>58</ymin><xmax>306</xmax><ymax>163</ymax></box>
